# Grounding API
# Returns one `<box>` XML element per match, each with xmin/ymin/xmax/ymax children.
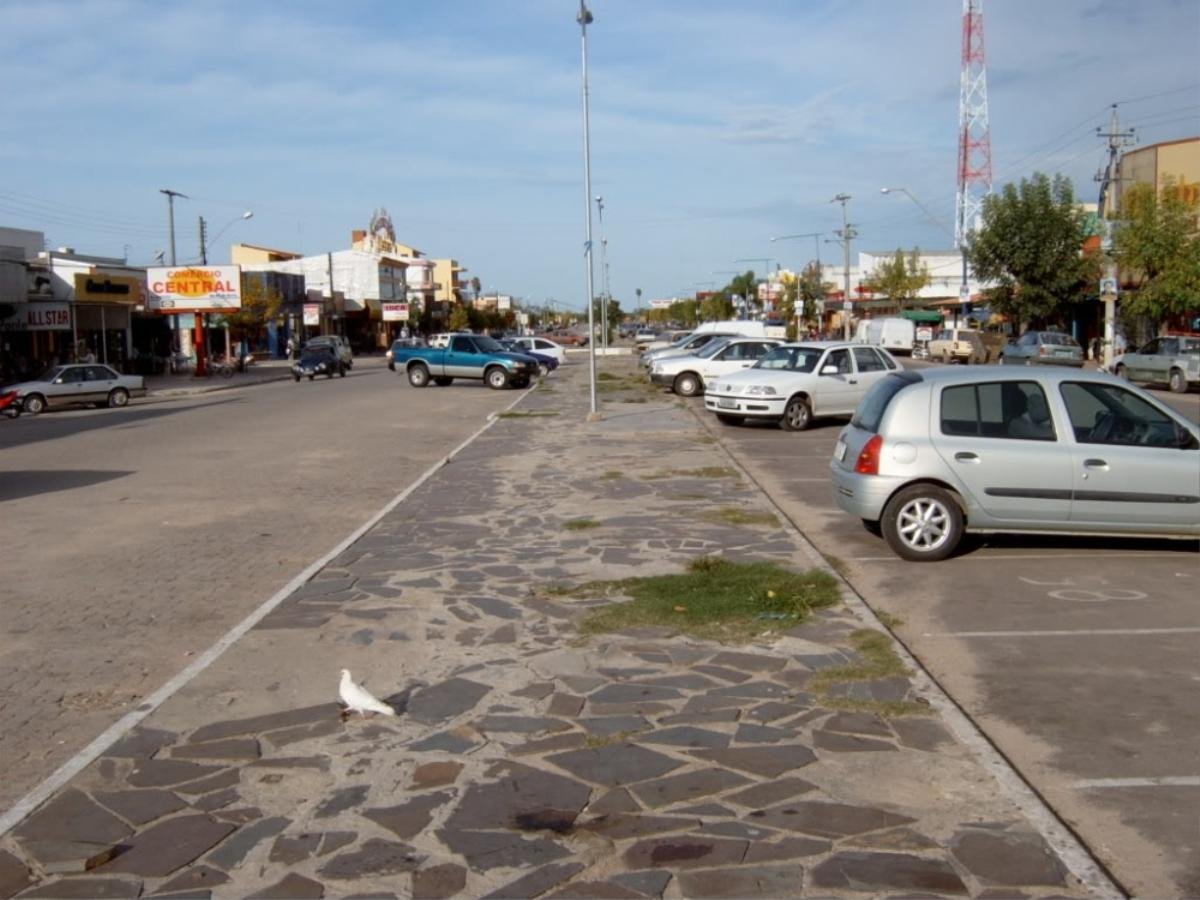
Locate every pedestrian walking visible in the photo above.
<box><xmin>286</xmin><ymin>335</ymin><xmax>296</xmax><ymax>360</ymax></box>
<box><xmin>83</xmin><ymin>347</ymin><xmax>96</xmax><ymax>364</ymax></box>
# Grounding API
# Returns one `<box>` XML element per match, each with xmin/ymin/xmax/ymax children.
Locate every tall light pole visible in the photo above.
<box><xmin>595</xmin><ymin>195</ymin><xmax>610</xmax><ymax>351</ymax></box>
<box><xmin>200</xmin><ymin>210</ymin><xmax>253</xmax><ymax>265</ymax></box>
<box><xmin>732</xmin><ymin>258</ymin><xmax>778</xmax><ymax>318</ymax></box>
<box><xmin>881</xmin><ymin>186</ymin><xmax>966</xmax><ymax>322</ymax></box>
<box><xmin>771</xmin><ymin>233</ymin><xmax>823</xmax><ymax>331</ymax></box>
<box><xmin>159</xmin><ymin>188</ymin><xmax>187</xmax><ymax>266</ymax></box>
<box><xmin>577</xmin><ymin>0</ymin><xmax>598</xmax><ymax>416</ymax></box>
<box><xmin>832</xmin><ymin>194</ymin><xmax>855</xmax><ymax>340</ymax></box>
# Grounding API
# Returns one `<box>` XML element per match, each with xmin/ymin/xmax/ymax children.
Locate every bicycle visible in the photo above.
<box><xmin>206</xmin><ymin>355</ymin><xmax>236</xmax><ymax>378</ymax></box>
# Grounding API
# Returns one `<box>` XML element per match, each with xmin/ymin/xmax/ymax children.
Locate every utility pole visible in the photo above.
<box><xmin>1095</xmin><ymin>104</ymin><xmax>1136</xmax><ymax>369</ymax></box>
<box><xmin>956</xmin><ymin>0</ymin><xmax>992</xmax><ymax>325</ymax></box>
<box><xmin>832</xmin><ymin>194</ymin><xmax>856</xmax><ymax>340</ymax></box>
<box><xmin>327</xmin><ymin>252</ymin><xmax>338</xmax><ymax>337</ymax></box>
<box><xmin>198</xmin><ymin>216</ymin><xmax>208</xmax><ymax>265</ymax></box>
<box><xmin>595</xmin><ymin>196</ymin><xmax>609</xmax><ymax>351</ymax></box>
<box><xmin>160</xmin><ymin>188</ymin><xmax>190</xmax><ymax>369</ymax></box>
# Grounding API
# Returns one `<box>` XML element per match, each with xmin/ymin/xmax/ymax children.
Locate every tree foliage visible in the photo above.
<box><xmin>799</xmin><ymin>262</ymin><xmax>825</xmax><ymax>323</ymax></box>
<box><xmin>226</xmin><ymin>277</ymin><xmax>282</xmax><ymax>343</ymax></box>
<box><xmin>1112</xmin><ymin>180</ymin><xmax>1200</xmax><ymax>321</ymax></box>
<box><xmin>965</xmin><ymin>173</ymin><xmax>1100</xmax><ymax>325</ymax></box>
<box><xmin>864</xmin><ymin>249</ymin><xmax>930</xmax><ymax>304</ymax></box>
<box><xmin>447</xmin><ymin>304</ymin><xmax>470</xmax><ymax>331</ymax></box>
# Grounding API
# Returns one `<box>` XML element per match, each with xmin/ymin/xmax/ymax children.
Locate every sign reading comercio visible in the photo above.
<box><xmin>146</xmin><ymin>266</ymin><xmax>242</xmax><ymax>313</ymax></box>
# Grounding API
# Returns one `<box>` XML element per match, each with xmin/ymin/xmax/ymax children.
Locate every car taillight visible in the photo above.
<box><xmin>855</xmin><ymin>434</ymin><xmax>883</xmax><ymax>475</ymax></box>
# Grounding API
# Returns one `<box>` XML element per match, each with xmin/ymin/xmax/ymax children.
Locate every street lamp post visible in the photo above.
<box><xmin>732</xmin><ymin>258</ymin><xmax>778</xmax><ymax>318</ymax></box>
<box><xmin>160</xmin><ymin>189</ymin><xmax>190</xmax><ymax>368</ymax></box>
<box><xmin>881</xmin><ymin>186</ymin><xmax>968</xmax><ymax>323</ymax></box>
<box><xmin>595</xmin><ymin>195</ymin><xmax>610</xmax><ymax>352</ymax></box>
<box><xmin>577</xmin><ymin>0</ymin><xmax>598</xmax><ymax>417</ymax></box>
<box><xmin>831</xmin><ymin>194</ymin><xmax>855</xmax><ymax>340</ymax></box>
<box><xmin>196</xmin><ymin>211</ymin><xmax>254</xmax><ymax>365</ymax></box>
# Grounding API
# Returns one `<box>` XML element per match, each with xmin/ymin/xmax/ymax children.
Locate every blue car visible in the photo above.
<box><xmin>500</xmin><ymin>340</ymin><xmax>558</xmax><ymax>376</ymax></box>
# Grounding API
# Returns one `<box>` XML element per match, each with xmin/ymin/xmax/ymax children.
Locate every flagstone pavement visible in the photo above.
<box><xmin>0</xmin><ymin>360</ymin><xmax>1101</xmax><ymax>899</ymax></box>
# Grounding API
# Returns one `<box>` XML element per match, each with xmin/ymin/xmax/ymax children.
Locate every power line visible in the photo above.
<box><xmin>1114</xmin><ymin>83</ymin><xmax>1200</xmax><ymax>106</ymax></box>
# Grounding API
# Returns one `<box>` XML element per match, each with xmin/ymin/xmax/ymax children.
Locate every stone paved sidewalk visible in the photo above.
<box><xmin>0</xmin><ymin>359</ymin><xmax>1106</xmax><ymax>899</ymax></box>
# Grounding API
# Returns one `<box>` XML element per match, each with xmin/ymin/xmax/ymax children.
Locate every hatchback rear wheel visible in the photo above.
<box><xmin>881</xmin><ymin>484</ymin><xmax>963</xmax><ymax>562</ymax></box>
<box><xmin>1169</xmin><ymin>368</ymin><xmax>1187</xmax><ymax>394</ymax></box>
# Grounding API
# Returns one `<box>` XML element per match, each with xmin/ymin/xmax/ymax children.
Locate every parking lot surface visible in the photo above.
<box><xmin>693</xmin><ymin>367</ymin><xmax>1200</xmax><ymax>898</ymax></box>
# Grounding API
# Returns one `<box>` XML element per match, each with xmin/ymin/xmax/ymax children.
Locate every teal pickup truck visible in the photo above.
<box><xmin>392</xmin><ymin>333</ymin><xmax>540</xmax><ymax>389</ymax></box>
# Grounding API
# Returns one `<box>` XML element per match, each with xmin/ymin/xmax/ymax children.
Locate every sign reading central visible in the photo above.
<box><xmin>146</xmin><ymin>266</ymin><xmax>242</xmax><ymax>312</ymax></box>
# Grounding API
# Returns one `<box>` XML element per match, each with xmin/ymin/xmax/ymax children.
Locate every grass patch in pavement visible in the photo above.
<box><xmin>574</xmin><ymin>557</ymin><xmax>840</xmax><ymax>642</ymax></box>
<box><xmin>600</xmin><ymin>471</ymin><xmax>623</xmax><ymax>480</ymax></box>
<box><xmin>811</xmin><ymin>629</ymin><xmax>927</xmax><ymax>717</ymax></box>
<box><xmin>563</xmin><ymin>518</ymin><xmax>601</xmax><ymax>531</ymax></box>
<box><xmin>642</xmin><ymin>466</ymin><xmax>736</xmax><ymax>481</ymax></box>
<box><xmin>699</xmin><ymin>506</ymin><xmax>779</xmax><ymax>528</ymax></box>
<box><xmin>498</xmin><ymin>410</ymin><xmax>560</xmax><ymax>418</ymax></box>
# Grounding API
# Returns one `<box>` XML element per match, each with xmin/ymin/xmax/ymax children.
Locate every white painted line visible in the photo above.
<box><xmin>853</xmin><ymin>552</ymin><xmax>1189</xmax><ymax>562</ymax></box>
<box><xmin>0</xmin><ymin>385</ymin><xmax>533</xmax><ymax>839</ymax></box>
<box><xmin>1072</xmin><ymin>776</ymin><xmax>1200</xmax><ymax>789</ymax></box>
<box><xmin>931</xmin><ymin>627</ymin><xmax>1200</xmax><ymax>638</ymax></box>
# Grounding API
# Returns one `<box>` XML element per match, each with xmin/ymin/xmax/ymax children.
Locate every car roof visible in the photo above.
<box><xmin>900</xmin><ymin>365</ymin><xmax>1125</xmax><ymax>387</ymax></box>
<box><xmin>777</xmin><ymin>341</ymin><xmax>874</xmax><ymax>350</ymax></box>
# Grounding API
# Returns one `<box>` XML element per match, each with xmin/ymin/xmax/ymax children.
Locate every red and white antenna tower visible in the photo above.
<box><xmin>955</xmin><ymin>0</ymin><xmax>992</xmax><ymax>249</ymax></box>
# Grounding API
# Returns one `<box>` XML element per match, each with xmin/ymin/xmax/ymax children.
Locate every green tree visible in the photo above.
<box><xmin>226</xmin><ymin>277</ymin><xmax>282</xmax><ymax>347</ymax></box>
<box><xmin>798</xmin><ymin>262</ymin><xmax>825</xmax><ymax>324</ymax></box>
<box><xmin>864</xmin><ymin>248</ymin><xmax>930</xmax><ymax>305</ymax></box>
<box><xmin>448</xmin><ymin>304</ymin><xmax>470</xmax><ymax>331</ymax></box>
<box><xmin>699</xmin><ymin>293</ymin><xmax>732</xmax><ymax>321</ymax></box>
<box><xmin>725</xmin><ymin>271</ymin><xmax>757</xmax><ymax>317</ymax></box>
<box><xmin>965</xmin><ymin>173</ymin><xmax>1100</xmax><ymax>326</ymax></box>
<box><xmin>1112</xmin><ymin>180</ymin><xmax>1200</xmax><ymax>322</ymax></box>
<box><xmin>469</xmin><ymin>276</ymin><xmax>481</xmax><ymax>301</ymax></box>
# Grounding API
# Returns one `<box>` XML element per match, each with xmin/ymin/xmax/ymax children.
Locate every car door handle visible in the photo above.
<box><xmin>954</xmin><ymin>451</ymin><xmax>980</xmax><ymax>463</ymax></box>
<box><xmin>848</xmin><ymin>378</ymin><xmax>858</xmax><ymax>384</ymax></box>
<box><xmin>1083</xmin><ymin>458</ymin><xmax>1109</xmax><ymax>470</ymax></box>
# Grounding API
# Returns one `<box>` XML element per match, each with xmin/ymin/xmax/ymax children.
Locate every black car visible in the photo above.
<box><xmin>292</xmin><ymin>346</ymin><xmax>346</xmax><ymax>381</ymax></box>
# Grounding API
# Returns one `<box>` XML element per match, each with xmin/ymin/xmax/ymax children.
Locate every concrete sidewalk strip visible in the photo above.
<box><xmin>0</xmin><ymin>359</ymin><xmax>1106</xmax><ymax>898</ymax></box>
<box><xmin>142</xmin><ymin>356</ymin><xmax>389</xmax><ymax>400</ymax></box>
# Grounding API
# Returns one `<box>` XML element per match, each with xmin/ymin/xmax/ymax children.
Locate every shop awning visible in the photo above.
<box><xmin>899</xmin><ymin>310</ymin><xmax>944</xmax><ymax>323</ymax></box>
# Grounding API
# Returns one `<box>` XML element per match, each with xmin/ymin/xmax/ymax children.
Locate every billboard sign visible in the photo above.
<box><xmin>382</xmin><ymin>303</ymin><xmax>409</xmax><ymax>322</ymax></box>
<box><xmin>303</xmin><ymin>304</ymin><xmax>321</xmax><ymax>326</ymax></box>
<box><xmin>146</xmin><ymin>266</ymin><xmax>241</xmax><ymax>312</ymax></box>
<box><xmin>0</xmin><ymin>302</ymin><xmax>71</xmax><ymax>331</ymax></box>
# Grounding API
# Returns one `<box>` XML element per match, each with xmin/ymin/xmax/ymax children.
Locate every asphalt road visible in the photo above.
<box><xmin>0</xmin><ymin>357</ymin><xmax>522</xmax><ymax>812</ymax></box>
<box><xmin>689</xmin><ymin>364</ymin><xmax>1200</xmax><ymax>899</ymax></box>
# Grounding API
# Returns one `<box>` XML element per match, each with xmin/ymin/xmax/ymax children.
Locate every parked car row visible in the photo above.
<box><xmin>649</xmin><ymin>330</ymin><xmax>1199</xmax><ymax>563</ymax></box>
<box><xmin>388</xmin><ymin>333</ymin><xmax>559</xmax><ymax>390</ymax></box>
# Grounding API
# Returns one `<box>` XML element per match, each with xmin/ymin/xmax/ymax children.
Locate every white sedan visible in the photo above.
<box><xmin>506</xmin><ymin>336</ymin><xmax>566</xmax><ymax>364</ymax></box>
<box><xmin>704</xmin><ymin>342</ymin><xmax>899</xmax><ymax>430</ymax></box>
<box><xmin>649</xmin><ymin>337</ymin><xmax>783</xmax><ymax>396</ymax></box>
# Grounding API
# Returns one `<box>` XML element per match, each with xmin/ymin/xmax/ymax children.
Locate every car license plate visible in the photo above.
<box><xmin>834</xmin><ymin>440</ymin><xmax>846</xmax><ymax>461</ymax></box>
<box><xmin>717</xmin><ymin>398</ymin><xmax>737</xmax><ymax>410</ymax></box>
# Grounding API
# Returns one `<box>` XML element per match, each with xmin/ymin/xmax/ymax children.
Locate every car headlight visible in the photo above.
<box><xmin>745</xmin><ymin>385</ymin><xmax>777</xmax><ymax>396</ymax></box>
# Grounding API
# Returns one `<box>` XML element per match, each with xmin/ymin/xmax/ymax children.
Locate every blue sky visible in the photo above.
<box><xmin>1</xmin><ymin>0</ymin><xmax>1196</xmax><ymax>311</ymax></box>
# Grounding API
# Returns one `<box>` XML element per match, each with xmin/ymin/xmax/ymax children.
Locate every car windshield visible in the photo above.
<box><xmin>696</xmin><ymin>338</ymin><xmax>732</xmax><ymax>359</ymax></box>
<box><xmin>754</xmin><ymin>346</ymin><xmax>822</xmax><ymax>372</ymax></box>
<box><xmin>474</xmin><ymin>336</ymin><xmax>504</xmax><ymax>353</ymax></box>
<box><xmin>300</xmin><ymin>349</ymin><xmax>330</xmax><ymax>361</ymax></box>
<box><xmin>670</xmin><ymin>334</ymin><xmax>696</xmax><ymax>348</ymax></box>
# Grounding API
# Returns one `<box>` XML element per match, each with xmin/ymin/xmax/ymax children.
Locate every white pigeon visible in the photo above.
<box><xmin>338</xmin><ymin>669</ymin><xmax>396</xmax><ymax>717</ymax></box>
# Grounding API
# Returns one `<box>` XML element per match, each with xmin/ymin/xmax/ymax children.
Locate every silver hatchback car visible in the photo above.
<box><xmin>831</xmin><ymin>367</ymin><xmax>1200</xmax><ymax>561</ymax></box>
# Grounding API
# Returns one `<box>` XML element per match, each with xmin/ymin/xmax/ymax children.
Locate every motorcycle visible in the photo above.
<box><xmin>0</xmin><ymin>389</ymin><xmax>21</xmax><ymax>419</ymax></box>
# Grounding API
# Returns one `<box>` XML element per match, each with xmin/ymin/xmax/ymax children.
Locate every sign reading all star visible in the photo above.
<box><xmin>146</xmin><ymin>265</ymin><xmax>242</xmax><ymax>312</ymax></box>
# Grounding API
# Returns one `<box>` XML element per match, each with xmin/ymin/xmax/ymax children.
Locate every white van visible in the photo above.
<box><xmin>860</xmin><ymin>317</ymin><xmax>915</xmax><ymax>355</ymax></box>
<box><xmin>694</xmin><ymin>320</ymin><xmax>782</xmax><ymax>338</ymax></box>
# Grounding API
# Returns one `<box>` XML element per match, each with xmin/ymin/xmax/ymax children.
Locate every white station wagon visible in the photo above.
<box><xmin>649</xmin><ymin>336</ymin><xmax>783</xmax><ymax>397</ymax></box>
<box><xmin>704</xmin><ymin>342</ymin><xmax>900</xmax><ymax>430</ymax></box>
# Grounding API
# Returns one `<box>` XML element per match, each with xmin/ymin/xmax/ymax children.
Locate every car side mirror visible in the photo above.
<box><xmin>820</xmin><ymin>365</ymin><xmax>838</xmax><ymax>375</ymax></box>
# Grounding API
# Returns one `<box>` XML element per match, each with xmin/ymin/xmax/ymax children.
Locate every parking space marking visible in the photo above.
<box><xmin>1071</xmin><ymin>776</ymin><xmax>1200</xmax><ymax>789</ymax></box>
<box><xmin>852</xmin><ymin>552</ymin><xmax>1191</xmax><ymax>562</ymax></box>
<box><xmin>927</xmin><ymin>627</ymin><xmax>1200</xmax><ymax>638</ymax></box>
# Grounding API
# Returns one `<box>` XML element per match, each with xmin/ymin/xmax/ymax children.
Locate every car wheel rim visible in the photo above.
<box><xmin>896</xmin><ymin>498</ymin><xmax>951</xmax><ymax>552</ymax></box>
<box><xmin>787</xmin><ymin>402</ymin><xmax>807</xmax><ymax>427</ymax></box>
